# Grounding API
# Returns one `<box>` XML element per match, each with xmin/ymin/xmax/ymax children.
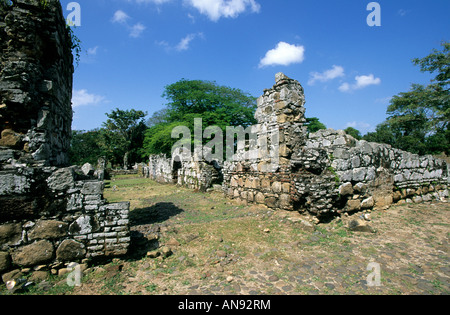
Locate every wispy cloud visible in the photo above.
<box><xmin>339</xmin><ymin>74</ymin><xmax>381</xmax><ymax>92</ymax></box>
<box><xmin>259</xmin><ymin>42</ymin><xmax>305</xmax><ymax>68</ymax></box>
<box><xmin>176</xmin><ymin>32</ymin><xmax>203</xmax><ymax>51</ymax></box>
<box><xmin>157</xmin><ymin>32</ymin><xmax>204</xmax><ymax>52</ymax></box>
<box><xmin>111</xmin><ymin>10</ymin><xmax>146</xmax><ymax>38</ymax></box>
<box><xmin>112</xmin><ymin>10</ymin><xmax>130</xmax><ymax>24</ymax></box>
<box><xmin>308</xmin><ymin>65</ymin><xmax>345</xmax><ymax>86</ymax></box>
<box><xmin>345</xmin><ymin>121</ymin><xmax>373</xmax><ymax>134</ymax></box>
<box><xmin>398</xmin><ymin>9</ymin><xmax>409</xmax><ymax>17</ymax></box>
<box><xmin>185</xmin><ymin>0</ymin><xmax>261</xmax><ymax>22</ymax></box>
<box><xmin>87</xmin><ymin>46</ymin><xmax>99</xmax><ymax>56</ymax></box>
<box><xmin>72</xmin><ymin>89</ymin><xmax>106</xmax><ymax>108</ymax></box>
<box><xmin>129</xmin><ymin>23</ymin><xmax>146</xmax><ymax>38</ymax></box>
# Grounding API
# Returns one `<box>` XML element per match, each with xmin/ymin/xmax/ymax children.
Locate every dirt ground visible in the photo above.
<box><xmin>2</xmin><ymin>176</ymin><xmax>449</xmax><ymax>295</ymax></box>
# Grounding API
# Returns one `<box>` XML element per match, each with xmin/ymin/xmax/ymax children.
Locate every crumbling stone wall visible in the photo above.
<box><xmin>0</xmin><ymin>0</ymin><xmax>73</xmax><ymax>166</ymax></box>
<box><xmin>305</xmin><ymin>129</ymin><xmax>449</xmax><ymax>213</ymax></box>
<box><xmin>222</xmin><ymin>73</ymin><xmax>308</xmax><ymax>211</ymax></box>
<box><xmin>143</xmin><ymin>73</ymin><xmax>448</xmax><ymax>218</ymax></box>
<box><xmin>144</xmin><ymin>153</ymin><xmax>222</xmax><ymax>191</ymax></box>
<box><xmin>0</xmin><ymin>0</ymin><xmax>130</xmax><ymax>278</ymax></box>
<box><xmin>0</xmin><ymin>167</ymin><xmax>130</xmax><ymax>273</ymax></box>
<box><xmin>222</xmin><ymin>73</ymin><xmax>448</xmax><ymax>218</ymax></box>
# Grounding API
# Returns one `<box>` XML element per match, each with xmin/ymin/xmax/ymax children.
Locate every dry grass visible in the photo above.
<box><xmin>3</xmin><ymin>175</ymin><xmax>449</xmax><ymax>295</ymax></box>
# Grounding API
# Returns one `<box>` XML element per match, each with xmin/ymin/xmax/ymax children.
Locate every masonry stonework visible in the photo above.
<box><xmin>0</xmin><ymin>0</ymin><xmax>130</xmax><ymax>278</ymax></box>
<box><xmin>223</xmin><ymin>73</ymin><xmax>448</xmax><ymax>218</ymax></box>
<box><xmin>146</xmin><ymin>73</ymin><xmax>448</xmax><ymax>220</ymax></box>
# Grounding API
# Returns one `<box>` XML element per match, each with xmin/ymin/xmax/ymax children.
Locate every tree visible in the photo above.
<box><xmin>142</xmin><ymin>121</ymin><xmax>190</xmax><ymax>157</ymax></box>
<box><xmin>102</xmin><ymin>108</ymin><xmax>147</xmax><ymax>168</ymax></box>
<box><xmin>305</xmin><ymin>117</ymin><xmax>326</xmax><ymax>133</ymax></box>
<box><xmin>142</xmin><ymin>79</ymin><xmax>257</xmax><ymax>157</ymax></box>
<box><xmin>344</xmin><ymin>127</ymin><xmax>362</xmax><ymax>140</ymax></box>
<box><xmin>162</xmin><ymin>79</ymin><xmax>257</xmax><ymax>127</ymax></box>
<box><xmin>364</xmin><ymin>41</ymin><xmax>449</xmax><ymax>155</ymax></box>
<box><xmin>69</xmin><ymin>129</ymin><xmax>105</xmax><ymax>166</ymax></box>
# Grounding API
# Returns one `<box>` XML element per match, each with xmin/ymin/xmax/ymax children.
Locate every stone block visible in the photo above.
<box><xmin>0</xmin><ymin>223</ymin><xmax>23</xmax><ymax>246</ymax></box>
<box><xmin>81</xmin><ymin>181</ymin><xmax>104</xmax><ymax>195</ymax></box>
<box><xmin>46</xmin><ymin>168</ymin><xmax>75</xmax><ymax>191</ymax></box>
<box><xmin>346</xmin><ymin>200</ymin><xmax>361</xmax><ymax>211</ymax></box>
<box><xmin>0</xmin><ymin>173</ymin><xmax>30</xmax><ymax>196</ymax></box>
<box><xmin>339</xmin><ymin>182</ymin><xmax>353</xmax><ymax>196</ymax></box>
<box><xmin>272</xmin><ymin>181</ymin><xmax>282</xmax><ymax>193</ymax></box>
<box><xmin>352</xmin><ymin>168</ymin><xmax>366</xmax><ymax>182</ymax></box>
<box><xmin>279</xmin><ymin>194</ymin><xmax>291</xmax><ymax>208</ymax></box>
<box><xmin>255</xmin><ymin>192</ymin><xmax>265</xmax><ymax>204</ymax></box>
<box><xmin>361</xmin><ymin>197</ymin><xmax>375</xmax><ymax>209</ymax></box>
<box><xmin>69</xmin><ymin>215</ymin><xmax>100</xmax><ymax>235</ymax></box>
<box><xmin>0</xmin><ymin>129</ymin><xmax>22</xmax><ymax>148</ymax></box>
<box><xmin>266</xmin><ymin>196</ymin><xmax>278</xmax><ymax>208</ymax></box>
<box><xmin>56</xmin><ymin>239</ymin><xmax>86</xmax><ymax>261</ymax></box>
<box><xmin>11</xmin><ymin>240</ymin><xmax>54</xmax><ymax>267</ymax></box>
<box><xmin>282</xmin><ymin>183</ymin><xmax>290</xmax><ymax>193</ymax></box>
<box><xmin>0</xmin><ymin>251</ymin><xmax>11</xmax><ymax>273</ymax></box>
<box><xmin>81</xmin><ymin>163</ymin><xmax>95</xmax><ymax>176</ymax></box>
<box><xmin>28</xmin><ymin>220</ymin><xmax>68</xmax><ymax>240</ymax></box>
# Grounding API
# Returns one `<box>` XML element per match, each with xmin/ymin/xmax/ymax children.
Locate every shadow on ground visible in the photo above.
<box><xmin>127</xmin><ymin>202</ymin><xmax>184</xmax><ymax>260</ymax></box>
<box><xmin>129</xmin><ymin>202</ymin><xmax>184</xmax><ymax>226</ymax></box>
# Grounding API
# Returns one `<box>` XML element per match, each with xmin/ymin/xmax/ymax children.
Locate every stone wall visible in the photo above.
<box><xmin>142</xmin><ymin>73</ymin><xmax>448</xmax><ymax>218</ymax></box>
<box><xmin>144</xmin><ymin>153</ymin><xmax>222</xmax><ymax>192</ymax></box>
<box><xmin>222</xmin><ymin>73</ymin><xmax>448</xmax><ymax>219</ymax></box>
<box><xmin>0</xmin><ymin>0</ymin><xmax>130</xmax><ymax>278</ymax></box>
<box><xmin>0</xmin><ymin>167</ymin><xmax>130</xmax><ymax>273</ymax></box>
<box><xmin>299</xmin><ymin>128</ymin><xmax>449</xmax><ymax>215</ymax></box>
<box><xmin>0</xmin><ymin>0</ymin><xmax>73</xmax><ymax>167</ymax></box>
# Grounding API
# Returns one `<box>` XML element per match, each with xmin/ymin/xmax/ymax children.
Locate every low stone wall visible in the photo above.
<box><xmin>144</xmin><ymin>154</ymin><xmax>222</xmax><ymax>191</ymax></box>
<box><xmin>299</xmin><ymin>128</ymin><xmax>449</xmax><ymax>215</ymax></box>
<box><xmin>0</xmin><ymin>166</ymin><xmax>130</xmax><ymax>275</ymax></box>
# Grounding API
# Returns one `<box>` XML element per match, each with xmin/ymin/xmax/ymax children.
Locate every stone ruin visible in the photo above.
<box><xmin>0</xmin><ymin>0</ymin><xmax>130</xmax><ymax>279</ymax></box>
<box><xmin>1</xmin><ymin>0</ymin><xmax>445</xmax><ymax>287</ymax></box>
<box><xmin>146</xmin><ymin>73</ymin><xmax>449</xmax><ymax>219</ymax></box>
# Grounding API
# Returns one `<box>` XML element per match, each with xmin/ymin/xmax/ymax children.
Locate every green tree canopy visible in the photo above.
<box><xmin>102</xmin><ymin>108</ymin><xmax>147</xmax><ymax>168</ymax></box>
<box><xmin>364</xmin><ymin>41</ymin><xmax>449</xmax><ymax>155</ymax></box>
<box><xmin>142</xmin><ymin>79</ymin><xmax>257</xmax><ymax>157</ymax></box>
<box><xmin>305</xmin><ymin>117</ymin><xmax>326</xmax><ymax>133</ymax></box>
<box><xmin>162</xmin><ymin>79</ymin><xmax>257</xmax><ymax>127</ymax></box>
<box><xmin>69</xmin><ymin>129</ymin><xmax>105</xmax><ymax>166</ymax></box>
<box><xmin>344</xmin><ymin>127</ymin><xmax>362</xmax><ymax>140</ymax></box>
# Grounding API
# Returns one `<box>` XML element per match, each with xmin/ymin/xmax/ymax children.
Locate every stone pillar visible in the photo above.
<box><xmin>0</xmin><ymin>1</ymin><xmax>131</xmax><ymax>278</ymax></box>
<box><xmin>222</xmin><ymin>73</ymin><xmax>308</xmax><ymax>210</ymax></box>
<box><xmin>0</xmin><ymin>0</ymin><xmax>73</xmax><ymax>167</ymax></box>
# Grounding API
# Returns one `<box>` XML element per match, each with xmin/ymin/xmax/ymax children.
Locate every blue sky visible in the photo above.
<box><xmin>61</xmin><ymin>0</ymin><xmax>450</xmax><ymax>135</ymax></box>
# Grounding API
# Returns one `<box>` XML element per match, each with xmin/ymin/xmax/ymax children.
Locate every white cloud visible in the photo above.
<box><xmin>308</xmin><ymin>65</ymin><xmax>345</xmax><ymax>85</ymax></box>
<box><xmin>346</xmin><ymin>121</ymin><xmax>371</xmax><ymax>129</ymax></box>
<box><xmin>345</xmin><ymin>121</ymin><xmax>373</xmax><ymax>134</ymax></box>
<box><xmin>72</xmin><ymin>90</ymin><xmax>106</xmax><ymax>108</ymax></box>
<box><xmin>112</xmin><ymin>10</ymin><xmax>130</xmax><ymax>24</ymax></box>
<box><xmin>87</xmin><ymin>46</ymin><xmax>99</xmax><ymax>56</ymax></box>
<box><xmin>157</xmin><ymin>33</ymin><xmax>203</xmax><ymax>52</ymax></box>
<box><xmin>175</xmin><ymin>32</ymin><xmax>203</xmax><ymax>51</ymax></box>
<box><xmin>398</xmin><ymin>9</ymin><xmax>408</xmax><ymax>17</ymax></box>
<box><xmin>185</xmin><ymin>0</ymin><xmax>261</xmax><ymax>21</ymax></box>
<box><xmin>112</xmin><ymin>10</ymin><xmax>146</xmax><ymax>38</ymax></box>
<box><xmin>259</xmin><ymin>42</ymin><xmax>305</xmax><ymax>68</ymax></box>
<box><xmin>134</xmin><ymin>0</ymin><xmax>172</xmax><ymax>4</ymax></box>
<box><xmin>129</xmin><ymin>23</ymin><xmax>146</xmax><ymax>38</ymax></box>
<box><xmin>339</xmin><ymin>74</ymin><xmax>381</xmax><ymax>92</ymax></box>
